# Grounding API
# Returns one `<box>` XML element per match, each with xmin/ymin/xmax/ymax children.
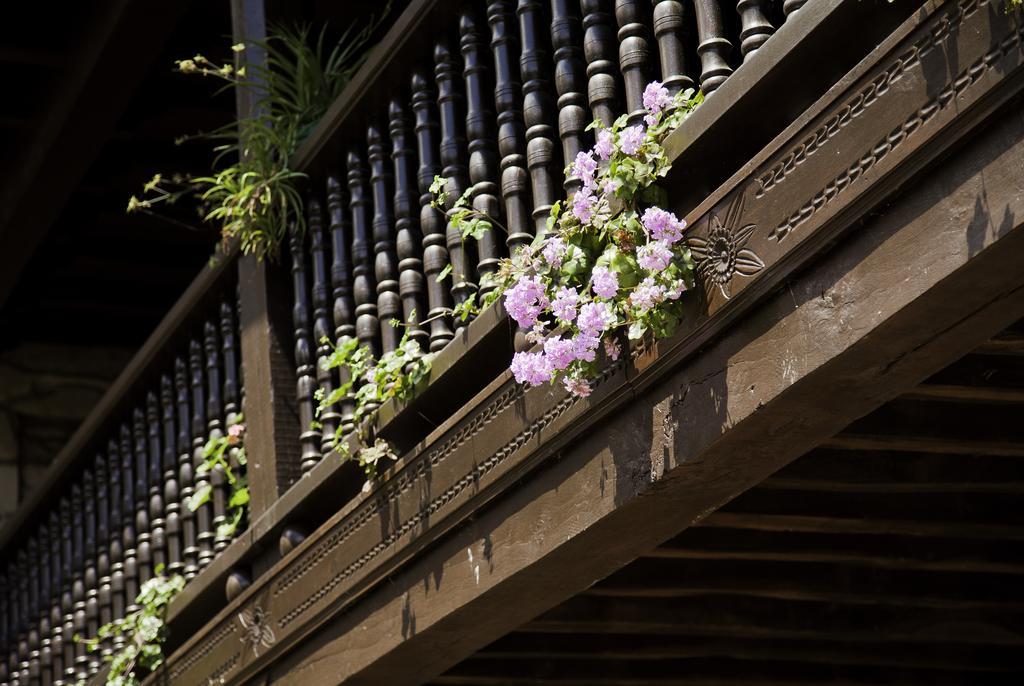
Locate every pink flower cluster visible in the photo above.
<box><xmin>504</xmin><ymin>275</ymin><xmax>549</xmax><ymax>329</ymax></box>
<box><xmin>590</xmin><ymin>266</ymin><xmax>619</xmax><ymax>299</ymax></box>
<box><xmin>503</xmin><ymin>80</ymin><xmax>696</xmax><ymax>399</ymax></box>
<box><xmin>641</xmin><ymin>207</ymin><xmax>686</xmax><ymax>244</ymax></box>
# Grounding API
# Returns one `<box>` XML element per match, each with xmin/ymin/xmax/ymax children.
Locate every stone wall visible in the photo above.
<box><xmin>0</xmin><ymin>344</ymin><xmax>132</xmax><ymax>529</ymax></box>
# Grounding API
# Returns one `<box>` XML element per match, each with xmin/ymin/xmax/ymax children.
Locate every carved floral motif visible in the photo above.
<box><xmin>238</xmin><ymin>606</ymin><xmax>276</xmax><ymax>657</ymax></box>
<box><xmin>688</xmin><ymin>195</ymin><xmax>764</xmax><ymax>300</ymax></box>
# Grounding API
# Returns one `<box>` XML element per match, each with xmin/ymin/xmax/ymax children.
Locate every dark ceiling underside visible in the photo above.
<box><xmin>0</xmin><ymin>0</ymin><xmax>232</xmax><ymax>350</ymax></box>
<box><xmin>434</xmin><ymin>319</ymin><xmax>1024</xmax><ymax>685</ymax></box>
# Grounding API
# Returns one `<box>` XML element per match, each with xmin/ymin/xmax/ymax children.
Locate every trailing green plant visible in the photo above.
<box><xmin>128</xmin><ymin>14</ymin><xmax>388</xmax><ymax>260</ymax></box>
<box><xmin>436</xmin><ymin>81</ymin><xmax>702</xmax><ymax>397</ymax></box>
<box><xmin>315</xmin><ymin>329</ymin><xmax>431</xmax><ymax>483</ymax></box>
<box><xmin>187</xmin><ymin>418</ymin><xmax>249</xmax><ymax>539</ymax></box>
<box><xmin>75</xmin><ymin>566</ymin><xmax>186</xmax><ymax>686</ymax></box>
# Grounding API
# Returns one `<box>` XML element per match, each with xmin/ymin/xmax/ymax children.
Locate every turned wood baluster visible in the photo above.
<box><xmin>517</xmin><ymin>0</ymin><xmax>559</xmax><ymax>235</ymax></box>
<box><xmin>411</xmin><ymin>69</ymin><xmax>455</xmax><ymax>352</ymax></box>
<box><xmin>59</xmin><ymin>495</ymin><xmax>74</xmax><ymax>684</ymax></box>
<box><xmin>349</xmin><ymin>149</ymin><xmax>382</xmax><ymax>363</ymax></box>
<box><xmin>204</xmin><ymin>321</ymin><xmax>230</xmax><ymax>553</ymax></box>
<box><xmin>1</xmin><ymin>569</ymin><xmax>6</xmax><ymax>683</ymax></box>
<box><xmin>581</xmin><ymin>0</ymin><xmax>621</xmax><ymax>126</ymax></box>
<box><xmin>736</xmin><ymin>0</ymin><xmax>773</xmax><ymax>60</ymax></box>
<box><xmin>435</xmin><ymin>39</ymin><xmax>477</xmax><ymax>322</ymax></box>
<box><xmin>388</xmin><ymin>99</ymin><xmax>429</xmax><ymax>352</ymax></box>
<box><xmin>551</xmin><ymin>0</ymin><xmax>590</xmax><ymax>192</ymax></box>
<box><xmin>146</xmin><ymin>392</ymin><xmax>167</xmax><ymax>570</ymax></box>
<box><xmin>106</xmin><ymin>440</ymin><xmax>124</xmax><ymax>655</ymax></box>
<box><xmin>26</xmin><ymin>537</ymin><xmax>39</xmax><ymax>686</ymax></box>
<box><xmin>461</xmin><ymin>5</ymin><xmax>504</xmax><ymax>299</ymax></box>
<box><xmin>120</xmin><ymin>425</ymin><xmax>139</xmax><ymax>615</ymax></box>
<box><xmin>291</xmin><ymin>225</ymin><xmax>324</xmax><ymax>472</ymax></box>
<box><xmin>652</xmin><ymin>0</ymin><xmax>695</xmax><ymax>93</ymax></box>
<box><xmin>221</xmin><ymin>299</ymin><xmax>245</xmax><ymax>534</ymax></box>
<box><xmin>94</xmin><ymin>455</ymin><xmax>111</xmax><ymax>662</ymax></box>
<box><xmin>132</xmin><ymin>411</ymin><xmax>152</xmax><ymax>588</ymax></box>
<box><xmin>11</xmin><ymin>556</ymin><xmax>25</xmax><ymax>686</ymax></box>
<box><xmin>175</xmin><ymin>358</ymin><xmax>198</xmax><ymax>580</ymax></box>
<box><xmin>71</xmin><ymin>483</ymin><xmax>88</xmax><ymax>683</ymax></box>
<box><xmin>190</xmin><ymin>340</ymin><xmax>215</xmax><ymax>569</ymax></box>
<box><xmin>326</xmin><ymin>174</ymin><xmax>358</xmax><ymax>436</ymax></box>
<box><xmin>36</xmin><ymin>526</ymin><xmax>51</xmax><ymax>686</ymax></box>
<box><xmin>163</xmin><ymin>373</ymin><xmax>182</xmax><ymax>577</ymax></box>
<box><xmin>487</xmin><ymin>0</ymin><xmax>532</xmax><ymax>253</ymax></box>
<box><xmin>783</xmin><ymin>0</ymin><xmax>806</xmax><ymax>20</ymax></box>
<box><xmin>693</xmin><ymin>0</ymin><xmax>733</xmax><ymax>94</ymax></box>
<box><xmin>1</xmin><ymin>569</ymin><xmax>7</xmax><ymax>686</ymax></box>
<box><xmin>7</xmin><ymin>561</ymin><xmax>20</xmax><ymax>686</ymax></box>
<box><xmin>7</xmin><ymin>559</ymin><xmax>20</xmax><ymax>686</ymax></box>
<box><xmin>82</xmin><ymin>472</ymin><xmax>98</xmax><ymax>678</ymax></box>
<box><xmin>368</xmin><ymin>123</ymin><xmax>404</xmax><ymax>354</ymax></box>
<box><xmin>615</xmin><ymin>0</ymin><xmax>653</xmax><ymax>123</ymax></box>
<box><xmin>16</xmin><ymin>550</ymin><xmax>28</xmax><ymax>685</ymax></box>
<box><xmin>309</xmin><ymin>197</ymin><xmax>341</xmax><ymax>453</ymax></box>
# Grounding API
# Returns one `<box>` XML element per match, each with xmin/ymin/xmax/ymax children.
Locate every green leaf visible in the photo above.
<box><xmin>188</xmin><ymin>484</ymin><xmax>212</xmax><ymax>511</ymax></box>
<box><xmin>436</xmin><ymin>264</ymin><xmax>452</xmax><ymax>282</ymax></box>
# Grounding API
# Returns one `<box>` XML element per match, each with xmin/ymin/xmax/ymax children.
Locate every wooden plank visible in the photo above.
<box><xmin>587</xmin><ymin>557</ymin><xmax>1024</xmax><ymax>610</ymax></box>
<box><xmin>700</xmin><ymin>512</ymin><xmax>1024</xmax><ymax>540</ymax></box>
<box><xmin>821</xmin><ymin>434</ymin><xmax>1024</xmax><ymax>456</ymax></box>
<box><xmin>525</xmin><ymin>596</ymin><xmax>1024</xmax><ymax>646</ymax></box>
<box><xmin>434</xmin><ymin>655</ymin><xmax>1010</xmax><ymax>685</ymax></box>
<box><xmin>474</xmin><ymin>633</ymin><xmax>1019</xmax><ymax>672</ymax></box>
<box><xmin>901</xmin><ymin>384</ymin><xmax>1024</xmax><ymax>404</ymax></box>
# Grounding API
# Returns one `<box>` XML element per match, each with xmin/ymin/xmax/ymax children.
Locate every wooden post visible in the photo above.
<box><xmin>231</xmin><ymin>0</ymin><xmax>303</xmax><ymax>518</ymax></box>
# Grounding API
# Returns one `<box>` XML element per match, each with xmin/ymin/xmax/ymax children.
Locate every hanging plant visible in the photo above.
<box><xmin>315</xmin><ymin>329</ymin><xmax>432</xmax><ymax>484</ymax></box>
<box><xmin>75</xmin><ymin>567</ymin><xmax>186</xmax><ymax>686</ymax></box>
<box><xmin>187</xmin><ymin>417</ymin><xmax>249</xmax><ymax>539</ymax></box>
<box><xmin>437</xmin><ymin>82</ymin><xmax>702</xmax><ymax>397</ymax></box>
<box><xmin>128</xmin><ymin>16</ymin><xmax>388</xmax><ymax>261</ymax></box>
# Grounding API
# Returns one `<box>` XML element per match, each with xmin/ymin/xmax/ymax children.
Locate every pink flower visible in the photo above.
<box><xmin>590</xmin><ymin>265</ymin><xmax>619</xmax><ymax>299</ymax></box>
<box><xmin>577</xmin><ymin>301</ymin><xmax>616</xmax><ymax>336</ymax></box>
<box><xmin>542</xmin><ymin>236</ymin><xmax>567</xmax><ymax>268</ymax></box>
<box><xmin>563</xmin><ymin>375</ymin><xmax>592</xmax><ymax>398</ymax></box>
<box><xmin>228</xmin><ymin>423</ymin><xmax>245</xmax><ymax>439</ymax></box>
<box><xmin>641</xmin><ymin>206</ymin><xmax>686</xmax><ymax>244</ymax></box>
<box><xmin>619</xmin><ymin>125</ymin><xmax>645</xmax><ymax>155</ymax></box>
<box><xmin>629</xmin><ymin>277</ymin><xmax>666</xmax><ymax>311</ymax></box>
<box><xmin>571</xmin><ymin>187</ymin><xmax>597</xmax><ymax>223</ymax></box>
<box><xmin>594</xmin><ymin>129</ymin><xmax>614</xmax><ymax>160</ymax></box>
<box><xmin>550</xmin><ymin>286</ymin><xmax>579</xmax><ymax>322</ymax></box>
<box><xmin>643</xmin><ymin>81</ymin><xmax>672</xmax><ymax>114</ymax></box>
<box><xmin>637</xmin><ymin>240</ymin><xmax>673</xmax><ymax>271</ymax></box>
<box><xmin>504</xmin><ymin>275</ymin><xmax>549</xmax><ymax>329</ymax></box>
<box><xmin>570</xmin><ymin>331</ymin><xmax>600</xmax><ymax>362</ymax></box>
<box><xmin>571</xmin><ymin>151</ymin><xmax>599</xmax><ymax>189</ymax></box>
<box><xmin>511</xmin><ymin>351</ymin><xmax>552</xmax><ymax>386</ymax></box>
<box><xmin>544</xmin><ymin>336</ymin><xmax>576</xmax><ymax>371</ymax></box>
<box><xmin>603</xmin><ymin>337</ymin><xmax>621</xmax><ymax>361</ymax></box>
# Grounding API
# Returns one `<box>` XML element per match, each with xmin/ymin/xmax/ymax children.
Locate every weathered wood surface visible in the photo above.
<box><xmin>151</xmin><ymin>3</ymin><xmax>1024</xmax><ymax>684</ymax></box>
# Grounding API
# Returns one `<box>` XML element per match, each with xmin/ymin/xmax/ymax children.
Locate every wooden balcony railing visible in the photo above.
<box><xmin>0</xmin><ymin>253</ymin><xmax>241</xmax><ymax>685</ymax></box>
<box><xmin>0</xmin><ymin>0</ymin><xmax>947</xmax><ymax>684</ymax></box>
